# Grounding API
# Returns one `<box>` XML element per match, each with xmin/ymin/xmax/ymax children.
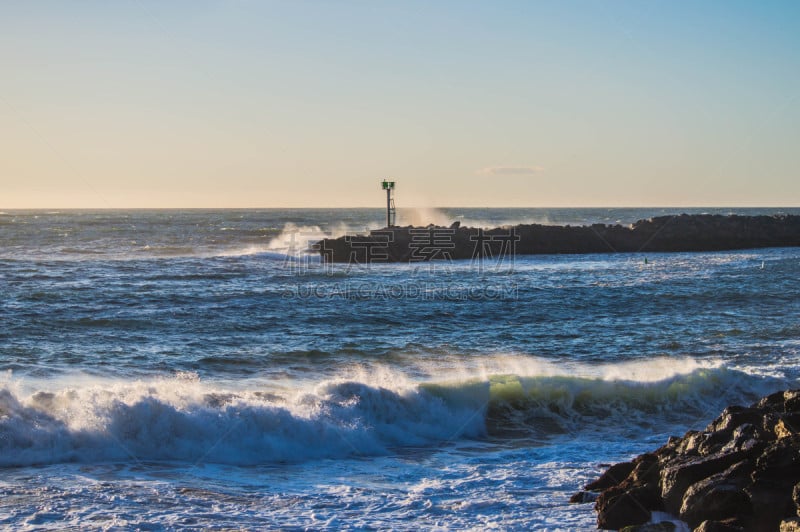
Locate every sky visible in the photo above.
<box><xmin>1</xmin><ymin>1</ymin><xmax>799</xmax><ymax>208</ymax></box>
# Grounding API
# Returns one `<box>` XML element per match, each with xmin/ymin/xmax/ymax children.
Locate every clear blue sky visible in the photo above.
<box><xmin>2</xmin><ymin>1</ymin><xmax>799</xmax><ymax>208</ymax></box>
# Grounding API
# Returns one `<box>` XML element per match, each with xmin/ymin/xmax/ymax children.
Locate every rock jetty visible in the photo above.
<box><xmin>572</xmin><ymin>389</ymin><xmax>800</xmax><ymax>531</ymax></box>
<box><xmin>314</xmin><ymin>214</ymin><xmax>800</xmax><ymax>263</ymax></box>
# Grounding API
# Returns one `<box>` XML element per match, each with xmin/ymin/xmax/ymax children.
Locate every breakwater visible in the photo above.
<box><xmin>315</xmin><ymin>214</ymin><xmax>800</xmax><ymax>263</ymax></box>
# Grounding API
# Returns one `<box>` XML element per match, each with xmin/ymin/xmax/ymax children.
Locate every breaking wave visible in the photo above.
<box><xmin>0</xmin><ymin>364</ymin><xmax>786</xmax><ymax>467</ymax></box>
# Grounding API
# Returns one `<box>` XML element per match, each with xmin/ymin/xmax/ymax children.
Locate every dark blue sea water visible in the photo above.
<box><xmin>1</xmin><ymin>207</ymin><xmax>799</xmax><ymax>529</ymax></box>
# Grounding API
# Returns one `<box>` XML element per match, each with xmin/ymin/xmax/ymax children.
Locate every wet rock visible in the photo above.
<box><xmin>781</xmin><ymin>517</ymin><xmax>800</xmax><ymax>531</ymax></box>
<box><xmin>585</xmin><ymin>460</ymin><xmax>636</xmax><ymax>491</ymax></box>
<box><xmin>628</xmin><ymin>453</ymin><xmax>661</xmax><ymax>486</ymax></box>
<box><xmin>596</xmin><ymin>485</ymin><xmax>659</xmax><ymax>530</ymax></box>
<box><xmin>694</xmin><ymin>519</ymin><xmax>746</xmax><ymax>532</ymax></box>
<box><xmin>720</xmin><ymin>423</ymin><xmax>768</xmax><ymax>454</ymax></box>
<box><xmin>754</xmin><ymin>390</ymin><xmax>787</xmax><ymax>411</ymax></box>
<box><xmin>674</xmin><ymin>430</ymin><xmax>705</xmax><ymax>456</ymax></box>
<box><xmin>706</xmin><ymin>406</ymin><xmax>764</xmax><ymax>434</ymax></box>
<box><xmin>660</xmin><ymin>451</ymin><xmax>745</xmax><ymax>514</ymax></box>
<box><xmin>784</xmin><ymin>391</ymin><xmax>800</xmax><ymax>413</ymax></box>
<box><xmin>752</xmin><ymin>435</ymin><xmax>800</xmax><ymax>485</ymax></box>
<box><xmin>569</xmin><ymin>491</ymin><xmax>597</xmax><ymax>503</ymax></box>
<box><xmin>776</xmin><ymin>418</ymin><xmax>799</xmax><ymax>439</ymax></box>
<box><xmin>619</xmin><ymin>522</ymin><xmax>676</xmax><ymax>532</ymax></box>
<box><xmin>679</xmin><ymin>461</ymin><xmax>752</xmax><ymax>528</ymax></box>
<box><xmin>746</xmin><ymin>479</ymin><xmax>794</xmax><ymax>532</ymax></box>
<box><xmin>580</xmin><ymin>389</ymin><xmax>800</xmax><ymax>530</ymax></box>
<box><xmin>653</xmin><ymin>437</ymin><xmax>682</xmax><ymax>462</ymax></box>
<box><xmin>793</xmin><ymin>482</ymin><xmax>800</xmax><ymax>516</ymax></box>
<box><xmin>763</xmin><ymin>411</ymin><xmax>783</xmax><ymax>435</ymax></box>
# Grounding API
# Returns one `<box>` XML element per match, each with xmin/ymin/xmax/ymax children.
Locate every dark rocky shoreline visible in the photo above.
<box><xmin>571</xmin><ymin>389</ymin><xmax>800</xmax><ymax>531</ymax></box>
<box><xmin>314</xmin><ymin>214</ymin><xmax>800</xmax><ymax>263</ymax></box>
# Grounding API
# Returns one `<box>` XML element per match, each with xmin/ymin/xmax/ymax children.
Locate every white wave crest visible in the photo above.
<box><xmin>0</xmin><ymin>359</ymin><xmax>786</xmax><ymax>467</ymax></box>
<box><xmin>0</xmin><ymin>373</ymin><xmax>485</xmax><ymax>467</ymax></box>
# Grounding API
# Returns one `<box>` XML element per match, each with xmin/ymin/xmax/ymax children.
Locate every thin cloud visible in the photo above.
<box><xmin>477</xmin><ymin>166</ymin><xmax>544</xmax><ymax>176</ymax></box>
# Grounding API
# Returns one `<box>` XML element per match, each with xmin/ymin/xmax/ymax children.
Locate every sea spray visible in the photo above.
<box><xmin>0</xmin><ymin>362</ymin><xmax>786</xmax><ymax>468</ymax></box>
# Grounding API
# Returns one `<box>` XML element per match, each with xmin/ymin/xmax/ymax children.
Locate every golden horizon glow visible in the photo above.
<box><xmin>2</xmin><ymin>2</ymin><xmax>799</xmax><ymax>209</ymax></box>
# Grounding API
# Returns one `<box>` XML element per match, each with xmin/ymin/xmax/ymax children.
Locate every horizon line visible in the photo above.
<box><xmin>2</xmin><ymin>205</ymin><xmax>800</xmax><ymax>211</ymax></box>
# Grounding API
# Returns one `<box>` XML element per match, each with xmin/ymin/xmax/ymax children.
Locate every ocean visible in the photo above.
<box><xmin>1</xmin><ymin>207</ymin><xmax>799</xmax><ymax>530</ymax></box>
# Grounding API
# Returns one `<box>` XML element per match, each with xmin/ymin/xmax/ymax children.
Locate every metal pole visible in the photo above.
<box><xmin>386</xmin><ymin>187</ymin><xmax>391</xmax><ymax>227</ymax></box>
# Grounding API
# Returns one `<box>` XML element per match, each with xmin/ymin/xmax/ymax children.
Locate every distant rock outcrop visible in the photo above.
<box><xmin>313</xmin><ymin>214</ymin><xmax>800</xmax><ymax>263</ymax></box>
<box><xmin>572</xmin><ymin>390</ymin><xmax>800</xmax><ymax>531</ymax></box>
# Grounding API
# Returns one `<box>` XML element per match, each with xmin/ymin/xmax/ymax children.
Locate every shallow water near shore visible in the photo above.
<box><xmin>2</xmin><ymin>208</ymin><xmax>799</xmax><ymax>529</ymax></box>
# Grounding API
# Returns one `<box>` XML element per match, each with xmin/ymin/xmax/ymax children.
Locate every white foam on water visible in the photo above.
<box><xmin>262</xmin><ymin>221</ymin><xmax>382</xmax><ymax>258</ymax></box>
<box><xmin>1</xmin><ymin>356</ymin><xmax>788</xmax><ymax>468</ymax></box>
<box><xmin>0</xmin><ymin>370</ymin><xmax>485</xmax><ymax>468</ymax></box>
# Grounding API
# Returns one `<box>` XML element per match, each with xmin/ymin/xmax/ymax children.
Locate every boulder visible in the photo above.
<box><xmin>569</xmin><ymin>491</ymin><xmax>598</xmax><ymax>503</ymax></box>
<box><xmin>628</xmin><ymin>453</ymin><xmax>661</xmax><ymax>486</ymax></box>
<box><xmin>619</xmin><ymin>523</ymin><xmax>676</xmax><ymax>532</ymax></box>
<box><xmin>781</xmin><ymin>518</ymin><xmax>800</xmax><ymax>531</ymax></box>
<box><xmin>705</xmin><ymin>406</ymin><xmax>764</xmax><ymax>434</ymax></box>
<box><xmin>679</xmin><ymin>461</ymin><xmax>753</xmax><ymax>528</ymax></box>
<box><xmin>772</xmin><ymin>413</ymin><xmax>800</xmax><ymax>439</ymax></box>
<box><xmin>585</xmin><ymin>460</ymin><xmax>636</xmax><ymax>491</ymax></box>
<box><xmin>580</xmin><ymin>390</ymin><xmax>800</xmax><ymax>530</ymax></box>
<box><xmin>674</xmin><ymin>430</ymin><xmax>705</xmax><ymax>456</ymax></box>
<box><xmin>752</xmin><ymin>435</ymin><xmax>800</xmax><ymax>485</ymax></box>
<box><xmin>784</xmin><ymin>391</ymin><xmax>800</xmax><ymax>413</ymax></box>
<box><xmin>694</xmin><ymin>519</ymin><xmax>746</xmax><ymax>532</ymax></box>
<box><xmin>660</xmin><ymin>451</ymin><xmax>746</xmax><ymax>514</ymax></box>
<box><xmin>753</xmin><ymin>390</ymin><xmax>787</xmax><ymax>411</ymax></box>
<box><xmin>776</xmin><ymin>419</ymin><xmax>798</xmax><ymax>439</ymax></box>
<box><xmin>793</xmin><ymin>482</ymin><xmax>800</xmax><ymax>517</ymax></box>
<box><xmin>596</xmin><ymin>485</ymin><xmax>659</xmax><ymax>530</ymax></box>
<box><xmin>720</xmin><ymin>423</ymin><xmax>768</xmax><ymax>454</ymax></box>
<box><xmin>745</xmin><ymin>479</ymin><xmax>794</xmax><ymax>532</ymax></box>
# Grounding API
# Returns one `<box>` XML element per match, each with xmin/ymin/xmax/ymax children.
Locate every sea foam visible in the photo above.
<box><xmin>0</xmin><ymin>361</ymin><xmax>784</xmax><ymax>468</ymax></box>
